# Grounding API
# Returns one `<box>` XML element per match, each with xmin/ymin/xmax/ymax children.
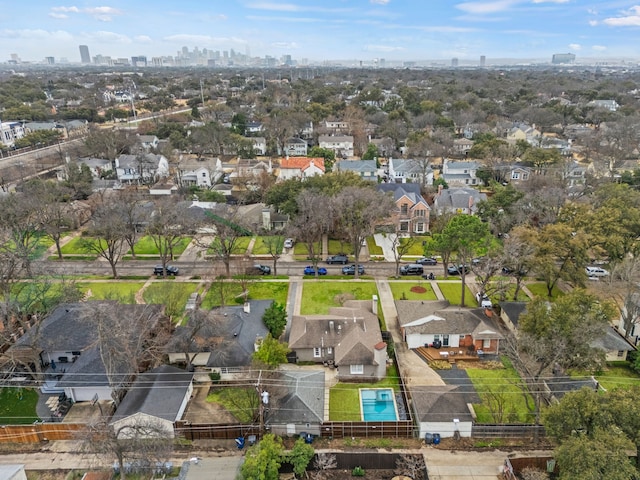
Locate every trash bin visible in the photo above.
<box><xmin>433</xmin><ymin>433</ymin><xmax>441</xmax><ymax>445</ymax></box>
<box><xmin>235</xmin><ymin>437</ymin><xmax>245</xmax><ymax>449</ymax></box>
<box><xmin>424</xmin><ymin>433</ymin><xmax>434</xmax><ymax>445</ymax></box>
<box><xmin>300</xmin><ymin>432</ymin><xmax>314</xmax><ymax>444</ymax></box>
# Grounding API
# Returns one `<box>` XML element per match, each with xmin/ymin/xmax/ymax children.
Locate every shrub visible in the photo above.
<box><xmin>209</xmin><ymin>371</ymin><xmax>221</xmax><ymax>383</ymax></box>
<box><xmin>430</xmin><ymin>360</ymin><xmax>452</xmax><ymax>370</ymax></box>
<box><xmin>352</xmin><ymin>466</ymin><xmax>365</xmax><ymax>477</ymax></box>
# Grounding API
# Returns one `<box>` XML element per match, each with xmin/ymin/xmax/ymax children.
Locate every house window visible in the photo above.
<box><xmin>415</xmin><ymin>210</ymin><xmax>425</xmax><ymax>217</ymax></box>
<box><xmin>350</xmin><ymin>364</ymin><xmax>364</xmax><ymax>375</ymax></box>
<box><xmin>522</xmin><ymin>173</ymin><xmax>529</xmax><ymax>180</ymax></box>
<box><xmin>327</xmin><ymin>347</ymin><xmax>333</xmax><ymax>355</ymax></box>
<box><xmin>483</xmin><ymin>339</ymin><xmax>491</xmax><ymax>349</ymax></box>
<box><xmin>415</xmin><ymin>223</ymin><xmax>425</xmax><ymax>233</ymax></box>
<box><xmin>202</xmin><ymin>172</ymin><xmax>207</xmax><ymax>177</ymax></box>
<box><xmin>617</xmin><ymin>350</ymin><xmax>625</xmax><ymax>357</ymax></box>
<box><xmin>511</xmin><ymin>172</ymin><xmax>520</xmax><ymax>180</ymax></box>
<box><xmin>400</xmin><ymin>204</ymin><xmax>408</xmax><ymax>215</ymax></box>
<box><xmin>443</xmin><ymin>335</ymin><xmax>450</xmax><ymax>347</ymax></box>
<box><xmin>433</xmin><ymin>334</ymin><xmax>440</xmax><ymax>341</ymax></box>
<box><xmin>313</xmin><ymin>347</ymin><xmax>321</xmax><ymax>358</ymax></box>
<box><xmin>459</xmin><ymin>335</ymin><xmax>465</xmax><ymax>340</ymax></box>
<box><xmin>400</xmin><ymin>222</ymin><xmax>409</xmax><ymax>232</ymax></box>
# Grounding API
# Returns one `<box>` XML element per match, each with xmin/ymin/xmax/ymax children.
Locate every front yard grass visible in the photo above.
<box><xmin>329</xmin><ymin>365</ymin><xmax>400</xmax><ymax>421</ymax></box>
<box><xmin>367</xmin><ymin>236</ymin><xmax>383</xmax><ymax>255</ymax></box>
<box><xmin>130</xmin><ymin>236</ymin><xmax>192</xmax><ymax>256</ymax></box>
<box><xmin>143</xmin><ymin>282</ymin><xmax>201</xmax><ymax>319</ymax></box>
<box><xmin>399</xmin><ymin>236</ymin><xmax>430</xmax><ymax>256</ymax></box>
<box><xmin>252</xmin><ymin>236</ymin><xmax>282</xmax><ymax>255</ymax></box>
<box><xmin>0</xmin><ymin>387</ymin><xmax>39</xmax><ymax>424</ymax></box>
<box><xmin>464</xmin><ymin>357</ymin><xmax>534</xmax><ymax>424</ymax></box>
<box><xmin>300</xmin><ymin>281</ymin><xmax>378</xmax><ymax>315</ymax></box>
<box><xmin>524</xmin><ymin>282</ymin><xmax>564</xmax><ymax>299</ymax></box>
<box><xmin>436</xmin><ymin>282</ymin><xmax>475</xmax><ymax>307</ymax></box>
<box><xmin>201</xmin><ymin>281</ymin><xmax>289</xmax><ymax>309</ymax></box>
<box><xmin>78</xmin><ymin>282</ymin><xmax>145</xmax><ymax>303</ymax></box>
<box><xmin>59</xmin><ymin>237</ymin><xmax>100</xmax><ymax>256</ymax></box>
<box><xmin>389</xmin><ymin>281</ymin><xmax>438</xmax><ymax>301</ymax></box>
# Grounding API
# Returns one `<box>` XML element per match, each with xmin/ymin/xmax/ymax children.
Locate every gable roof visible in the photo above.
<box><xmin>336</xmin><ymin>160</ymin><xmax>377</xmax><ymax>174</ymax></box>
<box><xmin>434</xmin><ymin>187</ymin><xmax>487</xmax><ymax>211</ymax></box>
<box><xmin>111</xmin><ymin>365</ymin><xmax>194</xmax><ymax>422</ymax></box>
<box><xmin>116</xmin><ymin>153</ymin><xmax>165</xmax><ymax>169</ymax></box>
<box><xmin>280</xmin><ymin>157</ymin><xmax>325</xmax><ymax>172</ymax></box>
<box><xmin>267</xmin><ymin>370</ymin><xmax>325</xmax><ymax>425</ymax></box>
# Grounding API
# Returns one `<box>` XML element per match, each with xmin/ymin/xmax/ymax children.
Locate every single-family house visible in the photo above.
<box><xmin>410</xmin><ymin>385</ymin><xmax>475</xmax><ymax>439</ymax></box>
<box><xmin>505</xmin><ymin>123</ymin><xmax>541</xmax><ymax>146</ymax></box>
<box><xmin>441</xmin><ymin>159</ymin><xmax>480</xmax><ymax>187</ymax></box>
<box><xmin>387</xmin><ymin>158</ymin><xmax>433</xmax><ymax>185</ymax></box>
<box><xmin>115</xmin><ymin>154</ymin><xmax>169</xmax><ymax>183</ymax></box>
<box><xmin>283</xmin><ymin>137</ymin><xmax>308</xmax><ymax>157</ymax></box>
<box><xmin>335</xmin><ymin>160</ymin><xmax>378</xmax><ymax>182</ymax></box>
<box><xmin>563</xmin><ymin>161</ymin><xmax>587</xmax><ymax>187</ymax></box>
<box><xmin>261</xmin><ymin>207</ymin><xmax>289</xmax><ymax>231</ymax></box>
<box><xmin>318</xmin><ymin>135</ymin><xmax>354</xmax><ymax>158</ymax></box>
<box><xmin>246</xmin><ymin>121</ymin><xmax>263</xmax><ymax>134</ymax></box>
<box><xmin>591</xmin><ymin>327</ymin><xmax>635</xmax><ymax>362</ymax></box>
<box><xmin>587</xmin><ymin>99</ymin><xmax>619</xmax><ymax>112</ymax></box>
<box><xmin>453</xmin><ymin>138</ymin><xmax>474</xmax><ymax>155</ymax></box>
<box><xmin>110</xmin><ymin>365</ymin><xmax>194</xmax><ymax>439</ymax></box>
<box><xmin>324</xmin><ymin>120</ymin><xmax>349</xmax><ymax>133</ymax></box>
<box><xmin>75</xmin><ymin>157</ymin><xmax>113</xmax><ymax>178</ymax></box>
<box><xmin>251</xmin><ymin>137</ymin><xmax>267</xmax><ymax>156</ymax></box>
<box><xmin>508</xmin><ymin>164</ymin><xmax>532</xmax><ymax>183</ymax></box>
<box><xmin>137</xmin><ymin>135</ymin><xmax>159</xmax><ymax>151</ymax></box>
<box><xmin>166</xmin><ymin>300</ymin><xmax>271</xmax><ymax>377</ymax></box>
<box><xmin>432</xmin><ymin>186</ymin><xmax>487</xmax><ymax>216</ymax></box>
<box><xmin>278</xmin><ymin>157</ymin><xmax>325</xmax><ymax>181</ymax></box>
<box><xmin>0</xmin><ymin>121</ymin><xmax>26</xmax><ymax>148</ymax></box>
<box><xmin>288</xmin><ymin>299</ymin><xmax>387</xmax><ymax>381</ymax></box>
<box><xmin>369</xmin><ymin>137</ymin><xmax>394</xmax><ymax>157</ymax></box>
<box><xmin>62</xmin><ymin>119</ymin><xmax>89</xmax><ymax>138</ymax></box>
<box><xmin>24</xmin><ymin>121</ymin><xmax>67</xmax><ymax>139</ymax></box>
<box><xmin>231</xmin><ymin>158</ymin><xmax>272</xmax><ymax>181</ymax></box>
<box><xmin>177</xmin><ymin>158</ymin><xmax>223</xmax><ymax>188</ymax></box>
<box><xmin>377</xmin><ymin>183</ymin><xmax>430</xmax><ymax>234</ymax></box>
<box><xmin>10</xmin><ymin>302</ymin><xmax>167</xmax><ymax>402</ymax></box>
<box><xmin>266</xmin><ymin>369</ymin><xmax>325</xmax><ymax>436</ymax></box>
<box><xmin>395</xmin><ymin>301</ymin><xmax>503</xmax><ymax>354</ymax></box>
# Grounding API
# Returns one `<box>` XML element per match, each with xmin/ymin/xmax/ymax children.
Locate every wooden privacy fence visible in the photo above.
<box><xmin>319</xmin><ymin>421</ymin><xmax>415</xmax><ymax>438</ymax></box>
<box><xmin>0</xmin><ymin>423</ymin><xmax>86</xmax><ymax>443</ymax></box>
<box><xmin>174</xmin><ymin>421</ymin><xmax>260</xmax><ymax>441</ymax></box>
<box><xmin>472</xmin><ymin>424</ymin><xmax>546</xmax><ymax>439</ymax></box>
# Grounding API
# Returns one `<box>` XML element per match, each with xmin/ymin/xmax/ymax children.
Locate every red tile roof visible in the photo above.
<box><xmin>280</xmin><ymin>157</ymin><xmax>325</xmax><ymax>172</ymax></box>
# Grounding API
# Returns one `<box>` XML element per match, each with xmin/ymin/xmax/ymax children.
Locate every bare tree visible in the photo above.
<box><xmin>84</xmin><ymin>203</ymin><xmax>128</xmax><ymax>278</ymax></box>
<box><xmin>395</xmin><ymin>454</ymin><xmax>426</xmax><ymax>480</ymax></box>
<box><xmin>263</xmin><ymin>235</ymin><xmax>284</xmax><ymax>275</ymax></box>
<box><xmin>288</xmin><ymin>191</ymin><xmax>332</xmax><ymax>276</ymax></box>
<box><xmin>0</xmin><ymin>192</ymin><xmax>41</xmax><ymax>276</ymax></box>
<box><xmin>200</xmin><ymin>204</ymin><xmax>251</xmax><ymax>277</ymax></box>
<box><xmin>391</xmin><ymin>233</ymin><xmax>418</xmax><ymax>278</ymax></box>
<box><xmin>607</xmin><ymin>257</ymin><xmax>640</xmax><ymax>339</ymax></box>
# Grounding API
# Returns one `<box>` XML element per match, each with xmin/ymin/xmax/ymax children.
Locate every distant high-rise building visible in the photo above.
<box><xmin>379</xmin><ymin>58</ymin><xmax>386</xmax><ymax>68</ymax></box>
<box><xmin>451</xmin><ymin>58</ymin><xmax>459</xmax><ymax>67</ymax></box>
<box><xmin>480</xmin><ymin>55</ymin><xmax>486</xmax><ymax>67</ymax></box>
<box><xmin>45</xmin><ymin>56</ymin><xmax>55</xmax><ymax>65</ymax></box>
<box><xmin>552</xmin><ymin>53</ymin><xmax>576</xmax><ymax>64</ymax></box>
<box><xmin>79</xmin><ymin>45</ymin><xmax>91</xmax><ymax>63</ymax></box>
<box><xmin>131</xmin><ymin>56</ymin><xmax>147</xmax><ymax>67</ymax></box>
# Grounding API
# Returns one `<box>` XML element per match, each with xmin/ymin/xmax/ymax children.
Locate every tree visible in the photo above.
<box><xmin>438</xmin><ymin>215</ymin><xmax>492</xmax><ymax>306</ymax></box>
<box><xmin>262</xmin><ymin>302</ymin><xmax>287</xmax><ymax>338</ymax></box>
<box><xmin>308</xmin><ymin>146</ymin><xmax>336</xmax><ymax>172</ymax></box>
<box><xmin>543</xmin><ymin>388</ymin><xmax>606</xmax><ymax>440</ymax></box>
<box><xmin>263</xmin><ymin>235</ymin><xmax>284</xmax><ymax>275</ymax></box>
<box><xmin>361</xmin><ymin>143</ymin><xmax>379</xmax><ymax>161</ymax></box>
<box><xmin>83</xmin><ymin>127</ymin><xmax>135</xmax><ymax>165</ymax></box>
<box><xmin>146</xmin><ymin>199</ymin><xmax>195</xmax><ymax>276</ymax></box>
<box><xmin>63</xmin><ymin>162</ymin><xmax>94</xmax><ymax>200</ymax></box>
<box><xmin>500</xmin><ymin>227</ymin><xmax>536</xmax><ymax>300</ymax></box>
<box><xmin>253</xmin><ymin>334</ymin><xmax>290</xmax><ymax>368</ymax></box>
<box><xmin>391</xmin><ymin>234</ymin><xmax>418</xmax><ymax>278</ymax></box>
<box><xmin>84</xmin><ymin>203</ymin><xmax>128</xmax><ymax>278</ymax></box>
<box><xmin>0</xmin><ymin>191</ymin><xmax>41</xmax><ymax>276</ymax></box>
<box><xmin>605</xmin><ymin>386</ymin><xmax>640</xmax><ymax>469</ymax></box>
<box><xmin>202</xmin><ymin>205</ymin><xmax>251</xmax><ymax>277</ymax></box>
<box><xmin>395</xmin><ymin>454</ymin><xmax>425</xmax><ymax>480</ymax></box>
<box><xmin>334</xmin><ymin>186</ymin><xmax>395</xmax><ymax>278</ymax></box>
<box><xmin>288</xmin><ymin>438</ymin><xmax>315</xmax><ymax>479</ymax></box>
<box><xmin>241</xmin><ymin>434</ymin><xmax>284</xmax><ymax>480</ymax></box>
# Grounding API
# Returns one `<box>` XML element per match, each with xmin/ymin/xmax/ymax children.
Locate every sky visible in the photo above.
<box><xmin>2</xmin><ymin>0</ymin><xmax>640</xmax><ymax>63</ymax></box>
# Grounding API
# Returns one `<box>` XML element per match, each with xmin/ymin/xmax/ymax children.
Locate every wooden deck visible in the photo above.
<box><xmin>415</xmin><ymin>346</ymin><xmax>480</xmax><ymax>364</ymax></box>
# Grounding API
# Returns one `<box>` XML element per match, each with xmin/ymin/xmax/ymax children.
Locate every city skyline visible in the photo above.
<box><xmin>3</xmin><ymin>1</ymin><xmax>640</xmax><ymax>64</ymax></box>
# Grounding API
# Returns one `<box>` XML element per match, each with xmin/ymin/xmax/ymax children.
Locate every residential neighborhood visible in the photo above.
<box><xmin>2</xmin><ymin>63</ymin><xmax>640</xmax><ymax>479</ymax></box>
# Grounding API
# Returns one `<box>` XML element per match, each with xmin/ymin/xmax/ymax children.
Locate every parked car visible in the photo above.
<box><xmin>342</xmin><ymin>264</ymin><xmax>365</xmax><ymax>275</ymax></box>
<box><xmin>154</xmin><ymin>265</ymin><xmax>179</xmax><ymax>276</ymax></box>
<box><xmin>416</xmin><ymin>257</ymin><xmax>437</xmax><ymax>265</ymax></box>
<box><xmin>326</xmin><ymin>254</ymin><xmax>349</xmax><ymax>264</ymax></box>
<box><xmin>248</xmin><ymin>264</ymin><xmax>271</xmax><ymax>275</ymax></box>
<box><xmin>447</xmin><ymin>265</ymin><xmax>469</xmax><ymax>275</ymax></box>
<box><xmin>304</xmin><ymin>266</ymin><xmax>327</xmax><ymax>275</ymax></box>
<box><xmin>284</xmin><ymin>238</ymin><xmax>294</xmax><ymax>249</ymax></box>
<box><xmin>586</xmin><ymin>266</ymin><xmax>609</xmax><ymax>277</ymax></box>
<box><xmin>400</xmin><ymin>264</ymin><xmax>424</xmax><ymax>276</ymax></box>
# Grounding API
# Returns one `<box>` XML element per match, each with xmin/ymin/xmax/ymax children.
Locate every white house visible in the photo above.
<box><xmin>410</xmin><ymin>385</ymin><xmax>474</xmax><ymax>439</ymax></box>
<box><xmin>0</xmin><ymin>121</ymin><xmax>25</xmax><ymax>147</ymax></box>
<box><xmin>318</xmin><ymin>134</ymin><xmax>354</xmax><ymax>158</ymax></box>
<box><xmin>115</xmin><ymin>154</ymin><xmax>169</xmax><ymax>183</ymax></box>
<box><xmin>177</xmin><ymin>158</ymin><xmax>223</xmax><ymax>188</ymax></box>
<box><xmin>251</xmin><ymin>137</ymin><xmax>267</xmax><ymax>156</ymax></box>
<box><xmin>387</xmin><ymin>158</ymin><xmax>433</xmax><ymax>185</ymax></box>
<box><xmin>283</xmin><ymin>137</ymin><xmax>308</xmax><ymax>156</ymax></box>
<box><xmin>441</xmin><ymin>159</ymin><xmax>480</xmax><ymax>186</ymax></box>
<box><xmin>278</xmin><ymin>157</ymin><xmax>325</xmax><ymax>180</ymax></box>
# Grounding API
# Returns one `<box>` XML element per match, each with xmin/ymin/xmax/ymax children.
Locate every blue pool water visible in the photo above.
<box><xmin>360</xmin><ymin>388</ymin><xmax>398</xmax><ymax>421</ymax></box>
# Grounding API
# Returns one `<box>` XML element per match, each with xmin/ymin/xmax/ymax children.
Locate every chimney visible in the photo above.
<box><xmin>329</xmin><ymin>321</ymin><xmax>334</xmax><ymax>333</ymax></box>
<box><xmin>468</xmin><ymin>195</ymin><xmax>474</xmax><ymax>210</ymax></box>
<box><xmin>372</xmin><ymin>295</ymin><xmax>378</xmax><ymax>314</ymax></box>
<box><xmin>243</xmin><ymin>302</ymin><xmax>250</xmax><ymax>314</ymax></box>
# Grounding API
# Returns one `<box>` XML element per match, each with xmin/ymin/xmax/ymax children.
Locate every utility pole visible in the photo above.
<box><xmin>256</xmin><ymin>370</ymin><xmax>269</xmax><ymax>438</ymax></box>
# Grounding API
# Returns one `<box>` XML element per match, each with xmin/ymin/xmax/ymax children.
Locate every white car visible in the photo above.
<box><xmin>284</xmin><ymin>238</ymin><xmax>294</xmax><ymax>249</ymax></box>
<box><xmin>586</xmin><ymin>266</ymin><xmax>609</xmax><ymax>277</ymax></box>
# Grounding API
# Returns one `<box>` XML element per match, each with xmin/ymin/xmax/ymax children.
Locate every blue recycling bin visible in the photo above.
<box><xmin>433</xmin><ymin>433</ymin><xmax>441</xmax><ymax>445</ymax></box>
<box><xmin>235</xmin><ymin>437</ymin><xmax>245</xmax><ymax>449</ymax></box>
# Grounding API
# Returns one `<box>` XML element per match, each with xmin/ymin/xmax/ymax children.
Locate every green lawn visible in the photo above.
<box><xmin>328</xmin><ymin>239</ymin><xmax>353</xmax><ymax>255</ymax></box>
<box><xmin>329</xmin><ymin>365</ymin><xmax>400</xmax><ymax>421</ymax></box>
<box><xmin>59</xmin><ymin>237</ymin><xmax>101</xmax><ymax>255</ymax></box>
<box><xmin>131</xmin><ymin>236</ymin><xmax>192</xmax><ymax>256</ymax></box>
<box><xmin>207</xmin><ymin>387</ymin><xmax>258</xmax><ymax>423</ymax></box>
<box><xmin>300</xmin><ymin>281</ymin><xmax>378</xmax><ymax>314</ymax></box>
<box><xmin>201</xmin><ymin>281</ymin><xmax>289</xmax><ymax>309</ymax></box>
<box><xmin>78</xmin><ymin>282</ymin><xmax>145</xmax><ymax>303</ymax></box>
<box><xmin>208</xmin><ymin>236</ymin><xmax>252</xmax><ymax>255</ymax></box>
<box><xmin>0</xmin><ymin>388</ymin><xmax>39</xmax><ymax>424</ymax></box>
<box><xmin>367</xmin><ymin>236</ymin><xmax>383</xmax><ymax>256</ymax></box>
<box><xmin>389</xmin><ymin>281</ymin><xmax>438</xmax><ymax>301</ymax></box>
<box><xmin>252</xmin><ymin>236</ymin><xmax>283</xmax><ymax>255</ymax></box>
<box><xmin>465</xmin><ymin>357</ymin><xmax>534</xmax><ymax>424</ymax></box>
<box><xmin>143</xmin><ymin>282</ymin><xmax>201</xmax><ymax>318</ymax></box>
<box><xmin>436</xmin><ymin>282</ymin><xmax>475</xmax><ymax>307</ymax></box>
<box><xmin>31</xmin><ymin>234</ymin><xmax>56</xmax><ymax>259</ymax></box>
<box><xmin>571</xmin><ymin>363</ymin><xmax>640</xmax><ymax>390</ymax></box>
<box><xmin>399</xmin><ymin>236</ymin><xmax>430</xmax><ymax>256</ymax></box>
<box><xmin>525</xmin><ymin>282</ymin><xmax>564</xmax><ymax>299</ymax></box>
<box><xmin>293</xmin><ymin>242</ymin><xmax>322</xmax><ymax>258</ymax></box>
<box><xmin>487</xmin><ymin>282</ymin><xmax>532</xmax><ymax>302</ymax></box>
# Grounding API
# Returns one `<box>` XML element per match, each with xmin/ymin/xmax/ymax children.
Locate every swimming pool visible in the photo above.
<box><xmin>359</xmin><ymin>388</ymin><xmax>398</xmax><ymax>421</ymax></box>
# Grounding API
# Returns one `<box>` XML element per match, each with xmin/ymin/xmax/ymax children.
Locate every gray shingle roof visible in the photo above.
<box><xmin>267</xmin><ymin>370</ymin><xmax>325</xmax><ymax>425</ymax></box>
<box><xmin>410</xmin><ymin>385</ymin><xmax>474</xmax><ymax>422</ymax></box>
<box><xmin>111</xmin><ymin>365</ymin><xmax>194</xmax><ymax>422</ymax></box>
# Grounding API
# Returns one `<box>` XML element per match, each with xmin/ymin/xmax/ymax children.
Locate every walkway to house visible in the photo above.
<box><xmin>373</xmin><ymin>233</ymin><xmax>397</xmax><ymax>262</ymax></box>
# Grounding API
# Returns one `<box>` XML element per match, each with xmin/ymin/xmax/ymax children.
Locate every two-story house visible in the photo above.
<box><xmin>432</xmin><ymin>185</ymin><xmax>487</xmax><ymax>216</ymax></box>
<box><xmin>335</xmin><ymin>159</ymin><xmax>378</xmax><ymax>182</ymax></box>
<box><xmin>378</xmin><ymin>183</ymin><xmax>430</xmax><ymax>234</ymax></box>
<box><xmin>251</xmin><ymin>137</ymin><xmax>267</xmax><ymax>156</ymax></box>
<box><xmin>115</xmin><ymin>153</ymin><xmax>169</xmax><ymax>183</ymax></box>
<box><xmin>177</xmin><ymin>158</ymin><xmax>223</xmax><ymax>188</ymax></box>
<box><xmin>387</xmin><ymin>158</ymin><xmax>433</xmax><ymax>185</ymax></box>
<box><xmin>318</xmin><ymin>135</ymin><xmax>354</xmax><ymax>158</ymax></box>
<box><xmin>0</xmin><ymin>121</ymin><xmax>26</xmax><ymax>147</ymax></box>
<box><xmin>282</xmin><ymin>137</ymin><xmax>308</xmax><ymax>157</ymax></box>
<box><xmin>441</xmin><ymin>158</ymin><xmax>480</xmax><ymax>187</ymax></box>
<box><xmin>278</xmin><ymin>157</ymin><xmax>325</xmax><ymax>180</ymax></box>
<box><xmin>505</xmin><ymin>123</ymin><xmax>541</xmax><ymax>146</ymax></box>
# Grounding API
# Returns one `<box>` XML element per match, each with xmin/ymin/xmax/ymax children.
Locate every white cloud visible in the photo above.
<box><xmin>455</xmin><ymin>0</ymin><xmax>517</xmax><ymax>14</ymax></box>
<box><xmin>603</xmin><ymin>6</ymin><xmax>640</xmax><ymax>26</ymax></box>
<box><xmin>134</xmin><ymin>35</ymin><xmax>152</xmax><ymax>43</ymax></box>
<box><xmin>246</xmin><ymin>2</ymin><xmax>352</xmax><ymax>13</ymax></box>
<box><xmin>85</xmin><ymin>30</ymin><xmax>132</xmax><ymax>44</ymax></box>
<box><xmin>85</xmin><ymin>6</ymin><xmax>122</xmax><ymax>21</ymax></box>
<box><xmin>589</xmin><ymin>20</ymin><xmax>598</xmax><ymax>26</ymax></box>
<box><xmin>51</xmin><ymin>6</ymin><xmax>80</xmax><ymax>13</ymax></box>
<box><xmin>246</xmin><ymin>15</ymin><xmax>319</xmax><ymax>23</ymax></box>
<box><xmin>370</xmin><ymin>0</ymin><xmax>390</xmax><ymax>4</ymax></box>
<box><xmin>0</xmin><ymin>29</ymin><xmax>74</xmax><ymax>41</ymax></box>
<box><xmin>569</xmin><ymin>43</ymin><xmax>581</xmax><ymax>50</ymax></box>
<box><xmin>592</xmin><ymin>45</ymin><xmax>607</xmax><ymax>51</ymax></box>
<box><xmin>49</xmin><ymin>13</ymin><xmax>68</xmax><ymax>19</ymax></box>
